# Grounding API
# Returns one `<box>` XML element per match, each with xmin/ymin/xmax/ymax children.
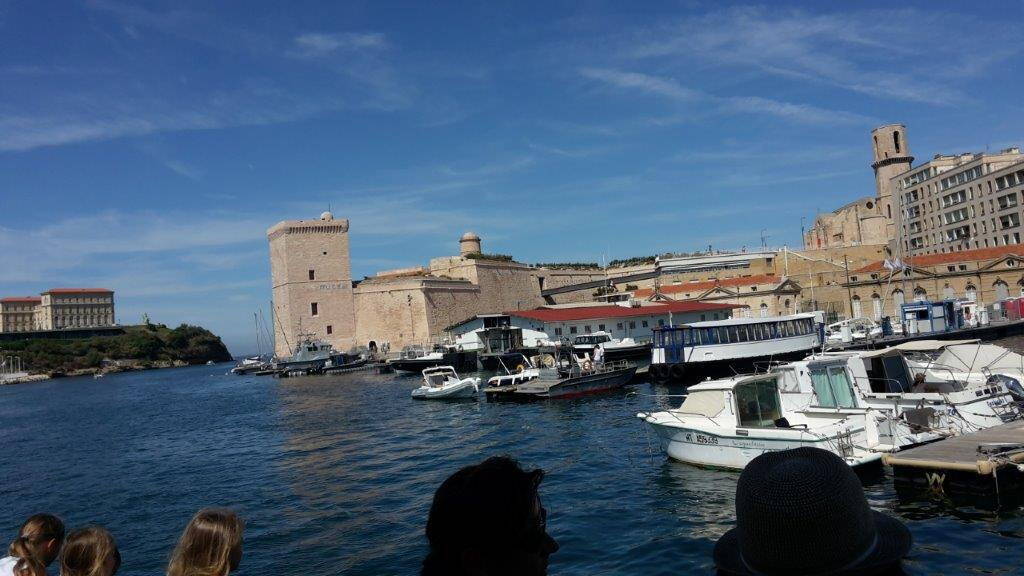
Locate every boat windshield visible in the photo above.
<box><xmin>734</xmin><ymin>378</ymin><xmax>783</xmax><ymax>428</ymax></box>
<box><xmin>574</xmin><ymin>334</ymin><xmax>611</xmax><ymax>345</ymax></box>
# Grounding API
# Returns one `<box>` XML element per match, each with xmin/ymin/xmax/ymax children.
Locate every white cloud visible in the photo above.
<box><xmin>579</xmin><ymin>67</ymin><xmax>872</xmax><ymax>126</ymax></box>
<box><xmin>290</xmin><ymin>32</ymin><xmax>388</xmax><ymax>58</ymax></box>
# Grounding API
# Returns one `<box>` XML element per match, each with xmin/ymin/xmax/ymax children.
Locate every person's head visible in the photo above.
<box><xmin>60</xmin><ymin>526</ymin><xmax>120</xmax><ymax>576</ymax></box>
<box><xmin>913</xmin><ymin>373</ymin><xmax>926</xmax><ymax>384</ymax></box>
<box><xmin>714</xmin><ymin>447</ymin><xmax>911</xmax><ymax>575</ymax></box>
<box><xmin>8</xmin><ymin>513</ymin><xmax>65</xmax><ymax>576</ymax></box>
<box><xmin>423</xmin><ymin>456</ymin><xmax>558</xmax><ymax>576</ymax></box>
<box><xmin>167</xmin><ymin>509</ymin><xmax>243</xmax><ymax>576</ymax></box>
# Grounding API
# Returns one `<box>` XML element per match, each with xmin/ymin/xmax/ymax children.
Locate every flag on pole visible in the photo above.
<box><xmin>883</xmin><ymin>258</ymin><xmax>905</xmax><ymax>272</ymax></box>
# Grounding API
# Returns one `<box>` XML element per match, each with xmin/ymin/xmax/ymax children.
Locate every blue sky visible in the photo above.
<box><xmin>2</xmin><ymin>1</ymin><xmax>1023</xmax><ymax>354</ymax></box>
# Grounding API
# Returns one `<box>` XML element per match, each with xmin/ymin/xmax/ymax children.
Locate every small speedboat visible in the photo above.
<box><xmin>412</xmin><ymin>366</ymin><xmax>480</xmax><ymax>400</ymax></box>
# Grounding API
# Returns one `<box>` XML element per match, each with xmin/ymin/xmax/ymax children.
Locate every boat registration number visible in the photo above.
<box><xmin>694</xmin><ymin>433</ymin><xmax>719</xmax><ymax>445</ymax></box>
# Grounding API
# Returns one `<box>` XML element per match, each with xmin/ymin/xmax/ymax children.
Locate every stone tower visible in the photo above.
<box><xmin>871</xmin><ymin>124</ymin><xmax>914</xmax><ymax>239</ymax></box>
<box><xmin>267</xmin><ymin>211</ymin><xmax>356</xmax><ymax>357</ymax></box>
<box><xmin>459</xmin><ymin>232</ymin><xmax>482</xmax><ymax>256</ymax></box>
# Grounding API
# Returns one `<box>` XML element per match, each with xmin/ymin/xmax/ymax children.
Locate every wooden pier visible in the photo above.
<box><xmin>883</xmin><ymin>420</ymin><xmax>1024</xmax><ymax>501</ymax></box>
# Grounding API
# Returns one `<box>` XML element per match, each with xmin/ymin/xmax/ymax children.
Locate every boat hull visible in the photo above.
<box><xmin>412</xmin><ymin>381</ymin><xmax>479</xmax><ymax>400</ymax></box>
<box><xmin>515</xmin><ymin>366</ymin><xmax>637</xmax><ymax>399</ymax></box>
<box><xmin>390</xmin><ymin>351</ymin><xmax>478</xmax><ymax>374</ymax></box>
<box><xmin>649</xmin><ymin>349</ymin><xmax>812</xmax><ymax>384</ymax></box>
<box><xmin>642</xmin><ymin>419</ymin><xmax>879</xmax><ymax>470</ymax></box>
<box><xmin>479</xmin><ymin>349</ymin><xmax>540</xmax><ymax>371</ymax></box>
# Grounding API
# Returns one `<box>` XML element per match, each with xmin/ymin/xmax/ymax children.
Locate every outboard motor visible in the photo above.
<box><xmin>988</xmin><ymin>374</ymin><xmax>1024</xmax><ymax>403</ymax></box>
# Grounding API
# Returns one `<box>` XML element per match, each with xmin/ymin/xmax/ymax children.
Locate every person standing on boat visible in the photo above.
<box><xmin>592</xmin><ymin>344</ymin><xmax>604</xmax><ymax>366</ymax></box>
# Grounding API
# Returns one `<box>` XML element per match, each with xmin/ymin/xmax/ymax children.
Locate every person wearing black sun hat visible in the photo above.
<box><xmin>714</xmin><ymin>447</ymin><xmax>912</xmax><ymax>576</ymax></box>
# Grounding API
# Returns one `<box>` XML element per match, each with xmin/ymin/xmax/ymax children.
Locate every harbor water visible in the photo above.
<box><xmin>2</xmin><ymin>357</ymin><xmax>1023</xmax><ymax>575</ymax></box>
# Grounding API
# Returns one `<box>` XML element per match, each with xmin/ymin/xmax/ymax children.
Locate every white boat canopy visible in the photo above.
<box><xmin>858</xmin><ymin>339</ymin><xmax>981</xmax><ymax>358</ymax></box>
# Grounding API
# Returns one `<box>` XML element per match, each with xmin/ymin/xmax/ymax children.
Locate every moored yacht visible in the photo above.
<box><xmin>412</xmin><ymin>366</ymin><xmax>480</xmax><ymax>400</ymax></box>
<box><xmin>639</xmin><ymin>355</ymin><xmax>941</xmax><ymax>470</ymax></box>
<box><xmin>388</xmin><ymin>344</ymin><xmax>478</xmax><ymax>374</ymax></box>
<box><xmin>274</xmin><ymin>334</ymin><xmax>347</xmax><ymax>376</ymax></box>
<box><xmin>648</xmin><ymin>313</ymin><xmax>824</xmax><ymax>383</ymax></box>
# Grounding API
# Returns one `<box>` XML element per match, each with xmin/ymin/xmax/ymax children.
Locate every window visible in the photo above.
<box><xmin>598</xmin><ymin>324</ymin><xmax>606</xmax><ymax>331</ymax></box>
<box><xmin>584</xmin><ymin>325</ymin><xmax>592</xmax><ymax>333</ymax></box>
<box><xmin>616</xmin><ymin>323</ymin><xmax>623</xmax><ymax>330</ymax></box>
<box><xmin>554</xmin><ymin>327</ymin><xmax>563</xmax><ymax>336</ymax></box>
<box><xmin>629</xmin><ymin>321</ymin><xmax>636</xmax><ymax>329</ymax></box>
<box><xmin>326</xmin><ymin>325</ymin><xmax>333</xmax><ymax>335</ymax></box>
<box><xmin>995</xmin><ymin>281</ymin><xmax>1010</xmax><ymax>301</ymax></box>
<box><xmin>308</xmin><ymin>269</ymin><xmax>315</xmax><ymax>280</ymax></box>
<box><xmin>642</xmin><ymin>320</ymin><xmax>649</xmax><ymax>328</ymax></box>
<box><xmin>851</xmin><ymin>296</ymin><xmax>862</xmax><ymax>318</ymax></box>
<box><xmin>569</xmin><ymin>326</ymin><xmax>577</xmax><ymax>335</ymax></box>
<box><xmin>872</xmin><ymin>294</ymin><xmax>882</xmax><ymax>321</ymax></box>
<box><xmin>658</xmin><ymin>318</ymin><xmax>665</xmax><ymax>327</ymax></box>
<box><xmin>735</xmin><ymin>378</ymin><xmax>783</xmax><ymax>428</ymax></box>
<box><xmin>893</xmin><ymin>131</ymin><xmax>901</xmax><ymax>153</ymax></box>
<box><xmin>760</xmin><ymin>303</ymin><xmax>769</xmax><ymax>318</ymax></box>
<box><xmin>810</xmin><ymin>366</ymin><xmax>857</xmax><ymax>408</ymax></box>
<box><xmin>966</xmin><ymin>285</ymin><xmax>977</xmax><ymax>302</ymax></box>
<box><xmin>310</xmin><ymin>302</ymin><xmax>318</xmax><ymax>316</ymax></box>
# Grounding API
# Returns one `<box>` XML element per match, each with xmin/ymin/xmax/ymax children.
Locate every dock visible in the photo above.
<box><xmin>883</xmin><ymin>420</ymin><xmax>1024</xmax><ymax>502</ymax></box>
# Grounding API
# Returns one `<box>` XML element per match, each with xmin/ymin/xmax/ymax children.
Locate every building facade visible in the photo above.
<box><xmin>803</xmin><ymin>197</ymin><xmax>890</xmax><ymax>250</ymax></box>
<box><xmin>0</xmin><ymin>289</ymin><xmax>115</xmax><ymax>333</ymax></box>
<box><xmin>267</xmin><ymin>212</ymin><xmax>356</xmax><ymax>357</ymax></box>
<box><xmin>0</xmin><ymin>297</ymin><xmax>41</xmax><ymax>332</ymax></box>
<box><xmin>845</xmin><ymin>245</ymin><xmax>1024</xmax><ymax>321</ymax></box>
<box><xmin>893</xmin><ymin>147</ymin><xmax>1024</xmax><ymax>256</ymax></box>
<box><xmin>631</xmin><ymin>274</ymin><xmax>803</xmax><ymax>317</ymax></box>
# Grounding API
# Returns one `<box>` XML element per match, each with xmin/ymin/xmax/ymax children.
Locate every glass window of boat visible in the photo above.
<box><xmin>737</xmin><ymin>325</ymin><xmax>749</xmax><ymax>342</ymax></box>
<box><xmin>776</xmin><ymin>368</ymin><xmax>801</xmax><ymax>393</ymax></box>
<box><xmin>810</xmin><ymin>366</ymin><xmax>857</xmax><ymax>408</ymax></box>
<box><xmin>735</xmin><ymin>378</ymin><xmax>783</xmax><ymax>427</ymax></box>
<box><xmin>679</xmin><ymin>390</ymin><xmax>726</xmax><ymax>418</ymax></box>
<box><xmin>728</xmin><ymin>325</ymin><xmax>739</xmax><ymax>342</ymax></box>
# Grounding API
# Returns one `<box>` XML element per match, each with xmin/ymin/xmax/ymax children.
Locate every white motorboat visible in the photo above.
<box><xmin>824</xmin><ymin>342</ymin><xmax>1023</xmax><ymax>432</ymax></box>
<box><xmin>412</xmin><ymin>366</ymin><xmax>480</xmax><ymax>400</ymax></box>
<box><xmin>638</xmin><ymin>355</ymin><xmax>932</xmax><ymax>470</ymax></box>
<box><xmin>897</xmin><ymin>339</ymin><xmax>1024</xmax><ymax>402</ymax></box>
<box><xmin>825</xmin><ymin>317</ymin><xmax>883</xmax><ymax>344</ymax></box>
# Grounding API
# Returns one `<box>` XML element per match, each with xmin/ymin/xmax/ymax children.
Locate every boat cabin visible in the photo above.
<box><xmin>572</xmin><ymin>332</ymin><xmax>613</xmax><ymax>347</ymax></box>
<box><xmin>900</xmin><ymin>299</ymin><xmax>963</xmax><ymax>335</ymax></box>
<box><xmin>422</xmin><ymin>366</ymin><xmax>458</xmax><ymax>387</ymax></box>
<box><xmin>400</xmin><ymin>345</ymin><xmax>428</xmax><ymax>359</ymax></box>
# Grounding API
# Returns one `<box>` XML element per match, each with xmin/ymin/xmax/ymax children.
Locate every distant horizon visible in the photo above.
<box><xmin>3</xmin><ymin>0</ymin><xmax>1023</xmax><ymax>353</ymax></box>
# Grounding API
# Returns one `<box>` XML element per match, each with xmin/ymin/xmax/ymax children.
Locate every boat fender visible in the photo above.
<box><xmin>669</xmin><ymin>364</ymin><xmax>686</xmax><ymax>381</ymax></box>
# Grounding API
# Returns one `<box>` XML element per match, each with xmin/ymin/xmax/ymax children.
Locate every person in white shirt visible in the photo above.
<box><xmin>592</xmin><ymin>344</ymin><xmax>605</xmax><ymax>365</ymax></box>
<box><xmin>0</xmin><ymin>514</ymin><xmax>65</xmax><ymax>576</ymax></box>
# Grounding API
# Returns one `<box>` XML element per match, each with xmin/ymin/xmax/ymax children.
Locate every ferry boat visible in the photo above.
<box><xmin>648</xmin><ymin>312</ymin><xmax>823</xmax><ymax>383</ymax></box>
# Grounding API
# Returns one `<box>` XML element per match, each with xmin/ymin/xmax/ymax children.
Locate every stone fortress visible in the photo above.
<box><xmin>269</xmin><ymin>124</ymin><xmax>1024</xmax><ymax>355</ymax></box>
<box><xmin>267</xmin><ymin>215</ymin><xmax>607</xmax><ymax>356</ymax></box>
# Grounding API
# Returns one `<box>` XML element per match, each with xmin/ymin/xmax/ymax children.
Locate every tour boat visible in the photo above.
<box><xmin>514</xmin><ymin>360</ymin><xmax>637</xmax><ymax>400</ymax></box>
<box><xmin>484</xmin><ymin>354</ymin><xmax>541</xmax><ymax>399</ymax></box>
<box><xmin>648</xmin><ymin>312</ymin><xmax>823</xmax><ymax>383</ymax></box>
<box><xmin>570</xmin><ymin>332</ymin><xmax>651</xmax><ymax>362</ymax></box>
<box><xmin>412</xmin><ymin>366</ymin><xmax>480</xmax><ymax>400</ymax></box>
<box><xmin>638</xmin><ymin>355</ymin><xmax>943</xmax><ymax>470</ymax></box>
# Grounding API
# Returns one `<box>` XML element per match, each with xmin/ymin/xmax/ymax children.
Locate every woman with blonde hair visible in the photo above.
<box><xmin>60</xmin><ymin>527</ymin><xmax>120</xmax><ymax>576</ymax></box>
<box><xmin>167</xmin><ymin>509</ymin><xmax>243</xmax><ymax>576</ymax></box>
<box><xmin>0</xmin><ymin>514</ymin><xmax>65</xmax><ymax>576</ymax></box>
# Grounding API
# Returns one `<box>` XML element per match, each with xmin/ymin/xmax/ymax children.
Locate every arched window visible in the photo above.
<box><xmin>966</xmin><ymin>284</ymin><xmax>977</xmax><ymax>302</ymax></box>
<box><xmin>892</xmin><ymin>289</ymin><xmax>905</xmax><ymax>317</ymax></box>
<box><xmin>893</xmin><ymin>130</ymin><xmax>901</xmax><ymax>154</ymax></box>
<box><xmin>784</xmin><ymin>299</ymin><xmax>791</xmax><ymax>314</ymax></box>
<box><xmin>871</xmin><ymin>293</ymin><xmax>882</xmax><ymax>320</ymax></box>
<box><xmin>851</xmin><ymin>295</ymin><xmax>862</xmax><ymax>319</ymax></box>
<box><xmin>913</xmin><ymin>287</ymin><xmax>927</xmax><ymax>302</ymax></box>
<box><xmin>994</xmin><ymin>280</ymin><xmax>1010</xmax><ymax>301</ymax></box>
<box><xmin>1018</xmin><ymin>279</ymin><xmax>1024</xmax><ymax>297</ymax></box>
<box><xmin>760</xmin><ymin>303</ymin><xmax>769</xmax><ymax>318</ymax></box>
<box><xmin>943</xmin><ymin>284</ymin><xmax>954</xmax><ymax>299</ymax></box>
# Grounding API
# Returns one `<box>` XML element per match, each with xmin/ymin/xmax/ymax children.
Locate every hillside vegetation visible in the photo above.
<box><xmin>2</xmin><ymin>324</ymin><xmax>232</xmax><ymax>375</ymax></box>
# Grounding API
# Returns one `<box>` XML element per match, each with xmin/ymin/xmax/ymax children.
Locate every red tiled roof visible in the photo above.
<box><xmin>43</xmin><ymin>288</ymin><xmax>114</xmax><ymax>294</ymax></box>
<box><xmin>853</xmin><ymin>245</ymin><xmax>1024</xmax><ymax>274</ymax></box>
<box><xmin>507</xmin><ymin>301</ymin><xmax>742</xmax><ymax>323</ymax></box>
<box><xmin>632</xmin><ymin>274</ymin><xmax>779</xmax><ymax>298</ymax></box>
<box><xmin>1</xmin><ymin>296</ymin><xmax>42</xmax><ymax>303</ymax></box>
